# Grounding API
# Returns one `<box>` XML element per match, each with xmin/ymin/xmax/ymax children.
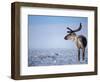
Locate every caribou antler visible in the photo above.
<box><xmin>67</xmin><ymin>23</ymin><xmax>82</xmax><ymax>33</ymax></box>
<box><xmin>67</xmin><ymin>27</ymin><xmax>73</xmax><ymax>33</ymax></box>
<box><xmin>72</xmin><ymin>23</ymin><xmax>82</xmax><ymax>32</ymax></box>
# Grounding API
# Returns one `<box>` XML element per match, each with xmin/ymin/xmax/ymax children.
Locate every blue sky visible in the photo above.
<box><xmin>28</xmin><ymin>15</ymin><xmax>88</xmax><ymax>49</ymax></box>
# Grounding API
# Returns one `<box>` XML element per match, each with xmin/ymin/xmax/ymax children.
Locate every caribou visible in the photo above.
<box><xmin>64</xmin><ymin>23</ymin><xmax>87</xmax><ymax>61</ymax></box>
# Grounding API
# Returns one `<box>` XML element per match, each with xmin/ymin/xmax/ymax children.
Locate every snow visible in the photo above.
<box><xmin>28</xmin><ymin>48</ymin><xmax>88</xmax><ymax>66</ymax></box>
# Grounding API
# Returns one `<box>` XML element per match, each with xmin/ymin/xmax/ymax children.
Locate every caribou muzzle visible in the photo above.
<box><xmin>64</xmin><ymin>35</ymin><xmax>68</xmax><ymax>40</ymax></box>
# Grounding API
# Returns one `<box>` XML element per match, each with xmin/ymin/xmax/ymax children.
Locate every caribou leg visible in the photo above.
<box><xmin>78</xmin><ymin>49</ymin><xmax>80</xmax><ymax>61</ymax></box>
<box><xmin>82</xmin><ymin>48</ymin><xmax>85</xmax><ymax>60</ymax></box>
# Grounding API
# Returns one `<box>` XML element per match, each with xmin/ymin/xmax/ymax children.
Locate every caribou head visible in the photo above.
<box><xmin>64</xmin><ymin>23</ymin><xmax>82</xmax><ymax>40</ymax></box>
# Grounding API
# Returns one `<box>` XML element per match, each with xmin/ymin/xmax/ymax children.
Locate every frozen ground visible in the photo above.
<box><xmin>28</xmin><ymin>48</ymin><xmax>88</xmax><ymax>66</ymax></box>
